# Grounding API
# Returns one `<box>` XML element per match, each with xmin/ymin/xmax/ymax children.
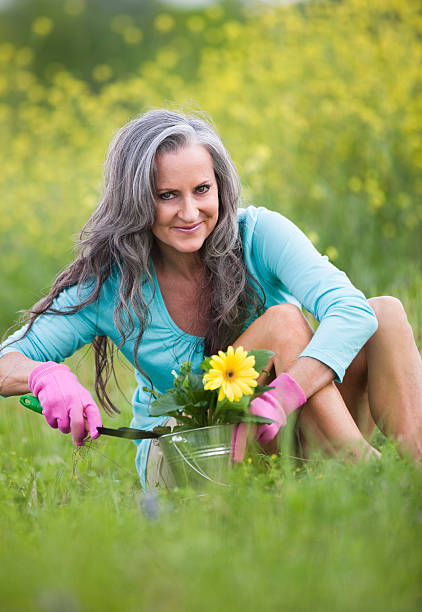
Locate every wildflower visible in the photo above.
<box><xmin>32</xmin><ymin>17</ymin><xmax>54</xmax><ymax>36</ymax></box>
<box><xmin>154</xmin><ymin>14</ymin><xmax>174</xmax><ymax>33</ymax></box>
<box><xmin>203</xmin><ymin>345</ymin><xmax>258</xmax><ymax>402</ymax></box>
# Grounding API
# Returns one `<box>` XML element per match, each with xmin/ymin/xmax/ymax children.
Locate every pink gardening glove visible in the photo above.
<box><xmin>231</xmin><ymin>373</ymin><xmax>307</xmax><ymax>462</ymax></box>
<box><xmin>28</xmin><ymin>361</ymin><xmax>102</xmax><ymax>446</ymax></box>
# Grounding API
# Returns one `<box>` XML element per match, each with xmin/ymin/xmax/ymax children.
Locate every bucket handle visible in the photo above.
<box><xmin>170</xmin><ymin>437</ymin><xmax>230</xmax><ymax>487</ymax></box>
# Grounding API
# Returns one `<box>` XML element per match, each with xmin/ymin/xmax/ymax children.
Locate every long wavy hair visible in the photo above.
<box><xmin>4</xmin><ymin>109</ymin><xmax>265</xmax><ymax>414</ymax></box>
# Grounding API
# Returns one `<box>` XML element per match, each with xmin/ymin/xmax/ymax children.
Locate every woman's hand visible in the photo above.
<box><xmin>28</xmin><ymin>361</ymin><xmax>102</xmax><ymax>445</ymax></box>
<box><xmin>231</xmin><ymin>373</ymin><xmax>306</xmax><ymax>462</ymax></box>
<box><xmin>250</xmin><ymin>372</ymin><xmax>307</xmax><ymax>444</ymax></box>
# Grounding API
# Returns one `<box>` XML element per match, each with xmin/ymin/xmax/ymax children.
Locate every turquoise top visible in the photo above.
<box><xmin>1</xmin><ymin>206</ymin><xmax>378</xmax><ymax>486</ymax></box>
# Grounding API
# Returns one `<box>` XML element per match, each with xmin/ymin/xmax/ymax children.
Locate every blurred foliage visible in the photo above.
<box><xmin>1</xmin><ymin>0</ymin><xmax>422</xmax><ymax>331</ymax></box>
<box><xmin>0</xmin><ymin>0</ymin><xmax>244</xmax><ymax>85</ymax></box>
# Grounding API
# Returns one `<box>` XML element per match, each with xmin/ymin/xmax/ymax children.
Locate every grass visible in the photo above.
<box><xmin>1</xmin><ymin>340</ymin><xmax>422</xmax><ymax>611</ymax></box>
<box><xmin>1</xmin><ymin>424</ymin><xmax>422</xmax><ymax>612</ymax></box>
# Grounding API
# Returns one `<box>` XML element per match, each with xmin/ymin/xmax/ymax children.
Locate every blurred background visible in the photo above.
<box><xmin>1</xmin><ymin>0</ymin><xmax>421</xmax><ymax>334</ymax></box>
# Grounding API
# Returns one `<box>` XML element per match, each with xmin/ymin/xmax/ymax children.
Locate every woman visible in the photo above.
<box><xmin>1</xmin><ymin>108</ymin><xmax>421</xmax><ymax>489</ymax></box>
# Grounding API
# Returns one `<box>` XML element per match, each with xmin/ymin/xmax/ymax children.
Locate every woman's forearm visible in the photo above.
<box><xmin>287</xmin><ymin>356</ymin><xmax>335</xmax><ymax>399</ymax></box>
<box><xmin>0</xmin><ymin>352</ymin><xmax>43</xmax><ymax>396</ymax></box>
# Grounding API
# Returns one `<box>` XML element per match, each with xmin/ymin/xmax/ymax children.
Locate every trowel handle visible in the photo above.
<box><xmin>19</xmin><ymin>394</ymin><xmax>43</xmax><ymax>415</ymax></box>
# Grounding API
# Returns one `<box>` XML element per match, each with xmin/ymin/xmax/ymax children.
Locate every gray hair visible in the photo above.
<box><xmin>8</xmin><ymin>109</ymin><xmax>264</xmax><ymax>414</ymax></box>
<box><xmin>97</xmin><ymin>108</ymin><xmax>241</xmax><ymax>256</ymax></box>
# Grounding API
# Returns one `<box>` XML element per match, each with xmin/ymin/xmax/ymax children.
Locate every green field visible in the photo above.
<box><xmin>1</xmin><ymin>371</ymin><xmax>422</xmax><ymax>611</ymax></box>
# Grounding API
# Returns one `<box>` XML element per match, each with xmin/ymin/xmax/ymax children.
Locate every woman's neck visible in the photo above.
<box><xmin>152</xmin><ymin>243</ymin><xmax>204</xmax><ymax>281</ymax></box>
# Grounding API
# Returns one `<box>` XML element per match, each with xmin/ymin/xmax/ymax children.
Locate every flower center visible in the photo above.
<box><xmin>226</xmin><ymin>370</ymin><xmax>235</xmax><ymax>379</ymax></box>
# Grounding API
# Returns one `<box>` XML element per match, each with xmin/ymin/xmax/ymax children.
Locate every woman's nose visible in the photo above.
<box><xmin>178</xmin><ymin>196</ymin><xmax>199</xmax><ymax>222</ymax></box>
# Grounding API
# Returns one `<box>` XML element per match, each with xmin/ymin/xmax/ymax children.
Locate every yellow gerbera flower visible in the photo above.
<box><xmin>203</xmin><ymin>345</ymin><xmax>259</xmax><ymax>402</ymax></box>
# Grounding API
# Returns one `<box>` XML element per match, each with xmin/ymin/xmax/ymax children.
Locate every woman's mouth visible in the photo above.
<box><xmin>173</xmin><ymin>222</ymin><xmax>203</xmax><ymax>233</ymax></box>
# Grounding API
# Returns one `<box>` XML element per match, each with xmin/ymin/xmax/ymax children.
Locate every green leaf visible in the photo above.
<box><xmin>240</xmin><ymin>413</ymin><xmax>277</xmax><ymax>425</ymax></box>
<box><xmin>215</xmin><ymin>394</ymin><xmax>250</xmax><ymax>414</ymax></box>
<box><xmin>200</xmin><ymin>355</ymin><xmax>213</xmax><ymax>372</ymax></box>
<box><xmin>216</xmin><ymin>411</ymin><xmax>244</xmax><ymax>424</ymax></box>
<box><xmin>172</xmin><ymin>361</ymin><xmax>193</xmax><ymax>389</ymax></box>
<box><xmin>213</xmin><ymin>411</ymin><xmax>277</xmax><ymax>426</ymax></box>
<box><xmin>251</xmin><ymin>384</ymin><xmax>275</xmax><ymax>399</ymax></box>
<box><xmin>248</xmin><ymin>349</ymin><xmax>274</xmax><ymax>373</ymax></box>
<box><xmin>149</xmin><ymin>391</ymin><xmax>182</xmax><ymax>416</ymax></box>
<box><xmin>187</xmin><ymin>372</ymin><xmax>205</xmax><ymax>391</ymax></box>
<box><xmin>174</xmin><ymin>384</ymin><xmax>209</xmax><ymax>409</ymax></box>
<box><xmin>180</xmin><ymin>401</ymin><xmax>207</xmax><ymax>423</ymax></box>
<box><xmin>179</xmin><ymin>361</ymin><xmax>193</xmax><ymax>377</ymax></box>
<box><xmin>173</xmin><ymin>386</ymin><xmax>189</xmax><ymax>404</ymax></box>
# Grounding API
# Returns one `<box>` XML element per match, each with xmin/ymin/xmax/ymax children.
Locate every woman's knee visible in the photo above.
<box><xmin>262</xmin><ymin>304</ymin><xmax>313</xmax><ymax>343</ymax></box>
<box><xmin>368</xmin><ymin>296</ymin><xmax>411</xmax><ymax>334</ymax></box>
<box><xmin>234</xmin><ymin>304</ymin><xmax>313</xmax><ymax>359</ymax></box>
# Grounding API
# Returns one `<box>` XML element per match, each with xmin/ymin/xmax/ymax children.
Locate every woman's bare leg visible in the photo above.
<box><xmin>335</xmin><ymin>348</ymin><xmax>376</xmax><ymax>440</ymax></box>
<box><xmin>335</xmin><ymin>297</ymin><xmax>422</xmax><ymax>458</ymax></box>
<box><xmin>361</xmin><ymin>296</ymin><xmax>422</xmax><ymax>459</ymax></box>
<box><xmin>233</xmin><ymin>304</ymin><xmax>378</xmax><ymax>460</ymax></box>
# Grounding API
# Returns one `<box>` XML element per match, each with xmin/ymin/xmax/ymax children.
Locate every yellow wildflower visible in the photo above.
<box><xmin>32</xmin><ymin>17</ymin><xmax>54</xmax><ymax>36</ymax></box>
<box><xmin>203</xmin><ymin>346</ymin><xmax>259</xmax><ymax>402</ymax></box>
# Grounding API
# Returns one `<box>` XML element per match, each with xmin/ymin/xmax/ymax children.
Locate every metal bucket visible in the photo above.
<box><xmin>158</xmin><ymin>424</ymin><xmax>235</xmax><ymax>488</ymax></box>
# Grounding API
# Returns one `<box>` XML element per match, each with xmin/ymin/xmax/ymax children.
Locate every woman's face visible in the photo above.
<box><xmin>152</xmin><ymin>143</ymin><xmax>219</xmax><ymax>257</ymax></box>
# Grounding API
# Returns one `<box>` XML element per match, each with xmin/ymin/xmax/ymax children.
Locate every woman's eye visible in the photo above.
<box><xmin>196</xmin><ymin>185</ymin><xmax>210</xmax><ymax>194</ymax></box>
<box><xmin>159</xmin><ymin>192</ymin><xmax>174</xmax><ymax>200</ymax></box>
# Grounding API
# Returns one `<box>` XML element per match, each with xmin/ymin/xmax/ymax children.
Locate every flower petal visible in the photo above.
<box><xmin>237</xmin><ymin>380</ymin><xmax>254</xmax><ymax>395</ymax></box>
<box><xmin>230</xmin><ymin>382</ymin><xmax>243</xmax><ymax>402</ymax></box>
<box><xmin>204</xmin><ymin>346</ymin><xmax>260</xmax><ymax>403</ymax></box>
<box><xmin>222</xmin><ymin>380</ymin><xmax>234</xmax><ymax>402</ymax></box>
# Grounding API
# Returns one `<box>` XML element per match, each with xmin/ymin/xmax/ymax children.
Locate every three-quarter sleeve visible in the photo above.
<box><xmin>247</xmin><ymin>206</ymin><xmax>378</xmax><ymax>382</ymax></box>
<box><xmin>0</xmin><ymin>283</ymin><xmax>101</xmax><ymax>363</ymax></box>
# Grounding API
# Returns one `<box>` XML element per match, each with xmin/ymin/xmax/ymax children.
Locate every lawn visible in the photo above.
<box><xmin>1</xmin><ymin>342</ymin><xmax>421</xmax><ymax>612</ymax></box>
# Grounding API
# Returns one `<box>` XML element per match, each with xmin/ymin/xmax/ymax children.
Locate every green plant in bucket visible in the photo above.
<box><xmin>146</xmin><ymin>346</ymin><xmax>276</xmax><ymax>431</ymax></box>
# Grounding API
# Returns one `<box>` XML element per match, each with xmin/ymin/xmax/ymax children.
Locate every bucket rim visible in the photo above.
<box><xmin>159</xmin><ymin>423</ymin><xmax>235</xmax><ymax>440</ymax></box>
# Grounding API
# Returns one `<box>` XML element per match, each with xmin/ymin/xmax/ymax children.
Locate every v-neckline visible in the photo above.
<box><xmin>150</xmin><ymin>259</ymin><xmax>204</xmax><ymax>342</ymax></box>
